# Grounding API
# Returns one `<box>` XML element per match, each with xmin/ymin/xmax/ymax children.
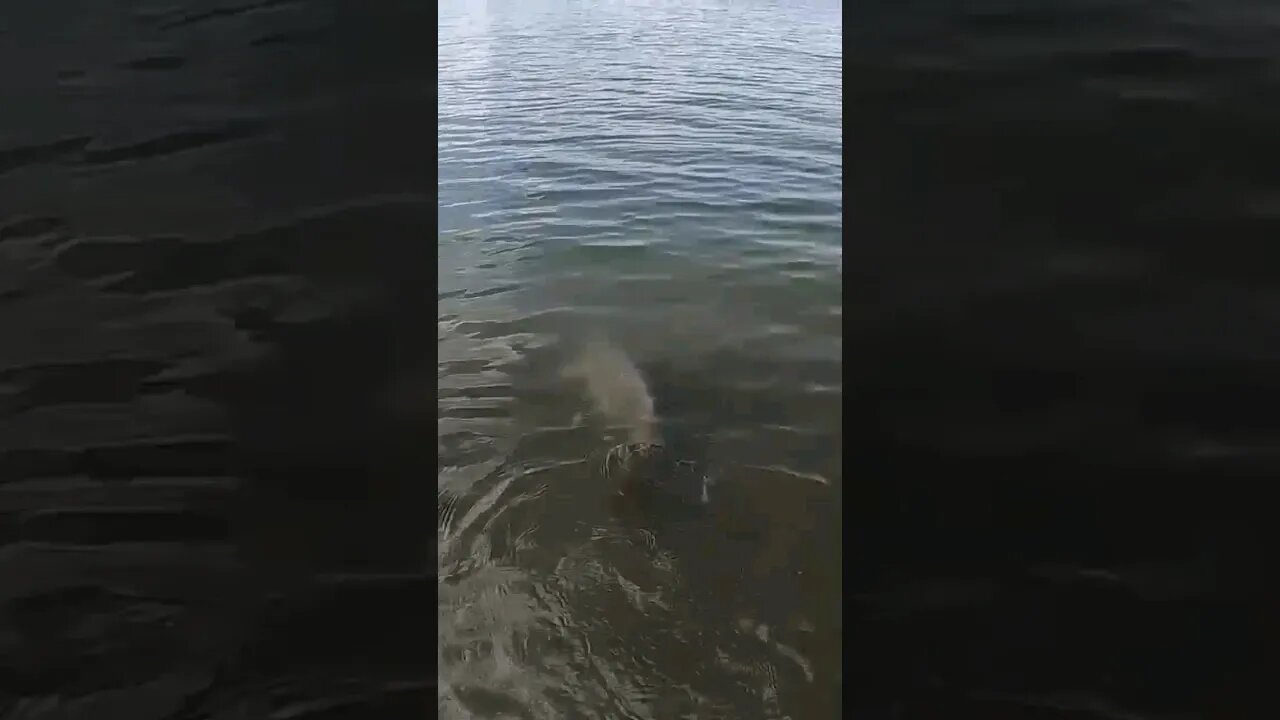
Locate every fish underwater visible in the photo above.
<box><xmin>561</xmin><ymin>338</ymin><xmax>709</xmax><ymax>513</ymax></box>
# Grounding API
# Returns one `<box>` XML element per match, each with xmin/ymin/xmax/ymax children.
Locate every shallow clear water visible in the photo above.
<box><xmin>437</xmin><ymin>1</ymin><xmax>844</xmax><ymax>717</ymax></box>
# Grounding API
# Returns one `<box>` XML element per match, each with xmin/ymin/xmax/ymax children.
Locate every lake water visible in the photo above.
<box><xmin>2</xmin><ymin>1</ymin><xmax>435</xmax><ymax>717</ymax></box>
<box><xmin>3</xmin><ymin>0</ymin><xmax>1275</xmax><ymax>717</ymax></box>
<box><xmin>438</xmin><ymin>1</ymin><xmax>844</xmax><ymax>718</ymax></box>
<box><xmin>851</xmin><ymin>0</ymin><xmax>1276</xmax><ymax>717</ymax></box>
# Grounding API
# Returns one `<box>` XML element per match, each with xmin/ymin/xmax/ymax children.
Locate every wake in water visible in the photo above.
<box><xmin>559</xmin><ymin>338</ymin><xmax>710</xmax><ymax>509</ymax></box>
<box><xmin>559</xmin><ymin>338</ymin><xmax>675</xmax><ymax>489</ymax></box>
<box><xmin>561</xmin><ymin>338</ymin><xmax>660</xmax><ymax>447</ymax></box>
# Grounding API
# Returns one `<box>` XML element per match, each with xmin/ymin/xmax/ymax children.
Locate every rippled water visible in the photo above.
<box><xmin>5</xmin><ymin>0</ymin><xmax>1275</xmax><ymax>717</ymax></box>
<box><xmin>852</xmin><ymin>0</ymin><xmax>1277</xmax><ymax>717</ymax></box>
<box><xmin>438</xmin><ymin>1</ymin><xmax>843</xmax><ymax>718</ymax></box>
<box><xmin>3</xmin><ymin>1</ymin><xmax>433</xmax><ymax>716</ymax></box>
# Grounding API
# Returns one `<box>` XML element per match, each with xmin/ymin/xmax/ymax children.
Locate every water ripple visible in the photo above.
<box><xmin>439</xmin><ymin>1</ymin><xmax>842</xmax><ymax>718</ymax></box>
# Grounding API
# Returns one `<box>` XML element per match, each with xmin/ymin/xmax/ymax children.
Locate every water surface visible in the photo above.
<box><xmin>2</xmin><ymin>1</ymin><xmax>433</xmax><ymax>716</ymax></box>
<box><xmin>437</xmin><ymin>1</ymin><xmax>844</xmax><ymax>718</ymax></box>
<box><xmin>850</xmin><ymin>0</ymin><xmax>1277</xmax><ymax>716</ymax></box>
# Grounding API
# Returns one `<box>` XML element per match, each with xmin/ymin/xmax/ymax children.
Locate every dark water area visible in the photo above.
<box><xmin>2</xmin><ymin>1</ymin><xmax>434</xmax><ymax>718</ymax></box>
<box><xmin>2</xmin><ymin>0</ymin><xmax>1276</xmax><ymax>718</ymax></box>
<box><xmin>850</xmin><ymin>0</ymin><xmax>1277</xmax><ymax>717</ymax></box>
